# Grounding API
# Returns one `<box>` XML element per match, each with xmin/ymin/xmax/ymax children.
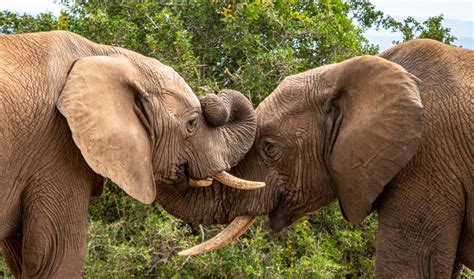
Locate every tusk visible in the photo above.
<box><xmin>189</xmin><ymin>178</ymin><xmax>213</xmax><ymax>187</ymax></box>
<box><xmin>212</xmin><ymin>171</ymin><xmax>265</xmax><ymax>190</ymax></box>
<box><xmin>178</xmin><ymin>215</ymin><xmax>256</xmax><ymax>256</ymax></box>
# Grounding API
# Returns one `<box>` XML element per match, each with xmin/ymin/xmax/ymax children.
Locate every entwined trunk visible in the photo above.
<box><xmin>155</xmin><ymin>148</ymin><xmax>276</xmax><ymax>225</ymax></box>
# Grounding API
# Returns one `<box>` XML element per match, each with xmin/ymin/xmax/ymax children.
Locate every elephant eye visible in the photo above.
<box><xmin>262</xmin><ymin>138</ymin><xmax>280</xmax><ymax>159</ymax></box>
<box><xmin>187</xmin><ymin>117</ymin><xmax>198</xmax><ymax>133</ymax></box>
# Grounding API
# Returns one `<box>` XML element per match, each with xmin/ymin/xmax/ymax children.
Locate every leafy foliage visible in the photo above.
<box><xmin>383</xmin><ymin>14</ymin><xmax>457</xmax><ymax>45</ymax></box>
<box><xmin>3</xmin><ymin>0</ymin><xmax>378</xmax><ymax>104</ymax></box>
<box><xmin>0</xmin><ymin>10</ymin><xmax>57</xmax><ymax>33</ymax></box>
<box><xmin>0</xmin><ymin>0</ymin><xmax>468</xmax><ymax>277</ymax></box>
<box><xmin>79</xmin><ymin>183</ymin><xmax>378</xmax><ymax>277</ymax></box>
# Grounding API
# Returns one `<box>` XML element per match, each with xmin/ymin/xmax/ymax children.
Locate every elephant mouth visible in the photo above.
<box><xmin>268</xmin><ymin>208</ymin><xmax>296</xmax><ymax>233</ymax></box>
<box><xmin>267</xmin><ymin>192</ymin><xmax>294</xmax><ymax>233</ymax></box>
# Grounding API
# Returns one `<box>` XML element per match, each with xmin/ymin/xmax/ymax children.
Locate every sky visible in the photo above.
<box><xmin>0</xmin><ymin>0</ymin><xmax>472</xmax><ymax>50</ymax></box>
<box><xmin>367</xmin><ymin>0</ymin><xmax>473</xmax><ymax>49</ymax></box>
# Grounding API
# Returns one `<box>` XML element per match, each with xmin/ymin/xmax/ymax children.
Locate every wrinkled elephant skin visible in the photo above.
<box><xmin>162</xmin><ymin>40</ymin><xmax>473</xmax><ymax>278</ymax></box>
<box><xmin>0</xmin><ymin>31</ymin><xmax>257</xmax><ymax>278</ymax></box>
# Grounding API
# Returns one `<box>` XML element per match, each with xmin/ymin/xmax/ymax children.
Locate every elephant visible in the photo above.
<box><xmin>0</xmin><ymin>31</ymin><xmax>263</xmax><ymax>278</ymax></box>
<box><xmin>157</xmin><ymin>39</ymin><xmax>473</xmax><ymax>277</ymax></box>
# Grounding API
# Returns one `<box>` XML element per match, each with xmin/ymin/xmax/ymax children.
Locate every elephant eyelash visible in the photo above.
<box><xmin>186</xmin><ymin>117</ymin><xmax>198</xmax><ymax>133</ymax></box>
<box><xmin>262</xmin><ymin>139</ymin><xmax>281</xmax><ymax>160</ymax></box>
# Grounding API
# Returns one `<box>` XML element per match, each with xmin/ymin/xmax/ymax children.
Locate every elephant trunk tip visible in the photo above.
<box><xmin>200</xmin><ymin>89</ymin><xmax>256</xmax><ymax>128</ymax></box>
<box><xmin>200</xmin><ymin>93</ymin><xmax>230</xmax><ymax>126</ymax></box>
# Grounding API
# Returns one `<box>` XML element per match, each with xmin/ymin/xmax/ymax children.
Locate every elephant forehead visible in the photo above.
<box><xmin>130</xmin><ymin>57</ymin><xmax>200</xmax><ymax>109</ymax></box>
<box><xmin>257</xmin><ymin>64</ymin><xmax>337</xmax><ymax>125</ymax></box>
<box><xmin>256</xmin><ymin>68</ymin><xmax>335</xmax><ymax>138</ymax></box>
<box><xmin>158</xmin><ymin>68</ymin><xmax>200</xmax><ymax>111</ymax></box>
<box><xmin>257</xmin><ymin>110</ymin><xmax>311</xmax><ymax>141</ymax></box>
<box><xmin>160</xmin><ymin>91</ymin><xmax>200</xmax><ymax>117</ymax></box>
<box><xmin>257</xmin><ymin>85</ymin><xmax>309</xmax><ymax>123</ymax></box>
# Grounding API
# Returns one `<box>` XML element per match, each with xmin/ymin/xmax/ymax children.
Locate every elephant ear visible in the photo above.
<box><xmin>57</xmin><ymin>55</ymin><xmax>156</xmax><ymax>204</ymax></box>
<box><xmin>325</xmin><ymin>56</ymin><xmax>423</xmax><ymax>224</ymax></box>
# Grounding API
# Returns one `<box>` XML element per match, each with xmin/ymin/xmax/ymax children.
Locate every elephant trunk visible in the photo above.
<box><xmin>155</xmin><ymin>147</ymin><xmax>275</xmax><ymax>224</ymax></box>
<box><xmin>156</xmin><ymin>91</ymin><xmax>273</xmax><ymax>255</ymax></box>
<box><xmin>180</xmin><ymin>89</ymin><xmax>258</xmax><ymax>187</ymax></box>
<box><xmin>155</xmin><ymin>145</ymin><xmax>278</xmax><ymax>255</ymax></box>
<box><xmin>200</xmin><ymin>89</ymin><xmax>257</xmax><ymax>168</ymax></box>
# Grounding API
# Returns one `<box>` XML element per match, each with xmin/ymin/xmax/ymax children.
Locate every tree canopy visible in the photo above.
<box><xmin>1</xmin><ymin>0</ymin><xmax>457</xmax><ymax>105</ymax></box>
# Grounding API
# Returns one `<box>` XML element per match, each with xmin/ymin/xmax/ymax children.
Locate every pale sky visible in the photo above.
<box><xmin>371</xmin><ymin>0</ymin><xmax>473</xmax><ymax>22</ymax></box>
<box><xmin>1</xmin><ymin>0</ymin><xmax>471</xmax><ymax>21</ymax></box>
<box><xmin>367</xmin><ymin>0</ymin><xmax>473</xmax><ymax>49</ymax></box>
<box><xmin>0</xmin><ymin>0</ymin><xmax>61</xmax><ymax>16</ymax></box>
<box><xmin>0</xmin><ymin>0</ymin><xmax>472</xmax><ymax>49</ymax></box>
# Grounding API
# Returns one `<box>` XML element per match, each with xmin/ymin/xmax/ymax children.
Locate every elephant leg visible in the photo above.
<box><xmin>456</xmin><ymin>216</ymin><xmax>474</xmax><ymax>269</ymax></box>
<box><xmin>20</xmin><ymin>180</ymin><xmax>91</xmax><ymax>278</ymax></box>
<box><xmin>375</xmin><ymin>181</ymin><xmax>464</xmax><ymax>278</ymax></box>
<box><xmin>451</xmin><ymin>259</ymin><xmax>463</xmax><ymax>279</ymax></box>
<box><xmin>376</xmin><ymin>214</ymin><xmax>463</xmax><ymax>278</ymax></box>
<box><xmin>1</xmin><ymin>234</ymin><xmax>22</xmax><ymax>277</ymax></box>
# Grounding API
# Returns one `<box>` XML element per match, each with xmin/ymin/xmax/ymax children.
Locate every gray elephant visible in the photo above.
<box><xmin>159</xmin><ymin>40</ymin><xmax>473</xmax><ymax>277</ymax></box>
<box><xmin>0</xmin><ymin>31</ymin><xmax>263</xmax><ymax>278</ymax></box>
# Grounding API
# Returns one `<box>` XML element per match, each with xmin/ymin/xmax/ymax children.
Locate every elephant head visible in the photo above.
<box><xmin>155</xmin><ymin>55</ymin><xmax>423</xmax><ymax>255</ymax></box>
<box><xmin>56</xmin><ymin>53</ymin><xmax>262</xmax><ymax>205</ymax></box>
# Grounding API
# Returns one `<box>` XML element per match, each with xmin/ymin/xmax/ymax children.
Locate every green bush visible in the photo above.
<box><xmin>87</xmin><ymin>184</ymin><xmax>378</xmax><ymax>277</ymax></box>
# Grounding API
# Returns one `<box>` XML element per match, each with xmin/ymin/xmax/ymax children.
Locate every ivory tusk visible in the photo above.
<box><xmin>212</xmin><ymin>171</ymin><xmax>265</xmax><ymax>190</ymax></box>
<box><xmin>189</xmin><ymin>178</ymin><xmax>213</xmax><ymax>187</ymax></box>
<box><xmin>178</xmin><ymin>215</ymin><xmax>256</xmax><ymax>256</ymax></box>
